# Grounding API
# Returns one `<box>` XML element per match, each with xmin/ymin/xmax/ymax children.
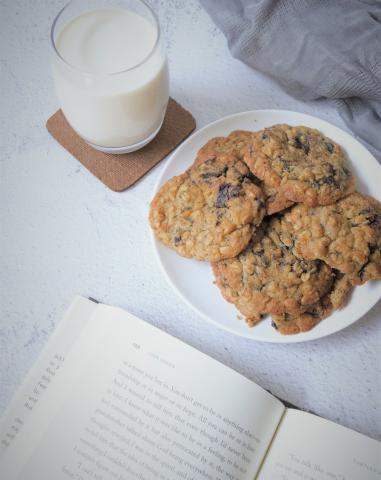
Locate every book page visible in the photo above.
<box><xmin>0</xmin><ymin>303</ymin><xmax>285</xmax><ymax>480</ymax></box>
<box><xmin>0</xmin><ymin>296</ymin><xmax>97</xmax><ymax>456</ymax></box>
<box><xmin>258</xmin><ymin>409</ymin><xmax>380</xmax><ymax>480</ymax></box>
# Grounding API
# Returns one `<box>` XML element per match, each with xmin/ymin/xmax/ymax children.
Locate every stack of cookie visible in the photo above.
<box><xmin>149</xmin><ymin>124</ymin><xmax>381</xmax><ymax>335</ymax></box>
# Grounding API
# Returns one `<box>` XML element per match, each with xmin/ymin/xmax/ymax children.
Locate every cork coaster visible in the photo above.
<box><xmin>46</xmin><ymin>98</ymin><xmax>196</xmax><ymax>191</ymax></box>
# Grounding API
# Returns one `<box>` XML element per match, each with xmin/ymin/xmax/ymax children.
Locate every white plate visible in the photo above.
<box><xmin>150</xmin><ymin>110</ymin><xmax>381</xmax><ymax>343</ymax></box>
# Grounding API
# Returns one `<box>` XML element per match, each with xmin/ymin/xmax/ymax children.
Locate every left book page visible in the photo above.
<box><xmin>0</xmin><ymin>300</ymin><xmax>285</xmax><ymax>480</ymax></box>
<box><xmin>0</xmin><ymin>296</ymin><xmax>98</xmax><ymax>455</ymax></box>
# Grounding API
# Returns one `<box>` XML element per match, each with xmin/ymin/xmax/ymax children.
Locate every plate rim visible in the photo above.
<box><xmin>149</xmin><ymin>108</ymin><xmax>381</xmax><ymax>343</ymax></box>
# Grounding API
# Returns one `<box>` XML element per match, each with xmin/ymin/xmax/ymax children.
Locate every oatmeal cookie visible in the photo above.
<box><xmin>262</xmin><ymin>183</ymin><xmax>294</xmax><ymax>215</ymax></box>
<box><xmin>212</xmin><ymin>218</ymin><xmax>334</xmax><ymax>317</ymax></box>
<box><xmin>196</xmin><ymin>130</ymin><xmax>253</xmax><ymax>162</ymax></box>
<box><xmin>281</xmin><ymin>193</ymin><xmax>381</xmax><ymax>285</ymax></box>
<box><xmin>149</xmin><ymin>155</ymin><xmax>266</xmax><ymax>261</ymax></box>
<box><xmin>244</xmin><ymin>124</ymin><xmax>355</xmax><ymax>206</ymax></box>
<box><xmin>245</xmin><ymin>314</ymin><xmax>265</xmax><ymax>327</ymax></box>
<box><xmin>271</xmin><ymin>272</ymin><xmax>352</xmax><ymax>335</ymax></box>
<box><xmin>196</xmin><ymin>131</ymin><xmax>293</xmax><ymax>215</ymax></box>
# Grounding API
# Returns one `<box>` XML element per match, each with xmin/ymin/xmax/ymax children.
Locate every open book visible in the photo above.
<box><xmin>0</xmin><ymin>297</ymin><xmax>379</xmax><ymax>479</ymax></box>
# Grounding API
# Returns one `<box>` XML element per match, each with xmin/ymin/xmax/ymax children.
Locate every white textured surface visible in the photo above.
<box><xmin>0</xmin><ymin>0</ymin><xmax>380</xmax><ymax>441</ymax></box>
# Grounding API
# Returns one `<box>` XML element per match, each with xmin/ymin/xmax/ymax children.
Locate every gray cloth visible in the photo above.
<box><xmin>200</xmin><ymin>0</ymin><xmax>381</xmax><ymax>158</ymax></box>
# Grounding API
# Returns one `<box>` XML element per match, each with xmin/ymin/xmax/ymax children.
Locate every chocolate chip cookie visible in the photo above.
<box><xmin>271</xmin><ymin>272</ymin><xmax>352</xmax><ymax>334</ymax></box>
<box><xmin>149</xmin><ymin>155</ymin><xmax>266</xmax><ymax>261</ymax></box>
<box><xmin>244</xmin><ymin>124</ymin><xmax>355</xmax><ymax>206</ymax></box>
<box><xmin>196</xmin><ymin>130</ymin><xmax>253</xmax><ymax>162</ymax></box>
<box><xmin>212</xmin><ymin>217</ymin><xmax>334</xmax><ymax>318</ymax></box>
<box><xmin>281</xmin><ymin>192</ymin><xmax>381</xmax><ymax>285</ymax></box>
<box><xmin>196</xmin><ymin>131</ymin><xmax>294</xmax><ymax>215</ymax></box>
<box><xmin>263</xmin><ymin>183</ymin><xmax>294</xmax><ymax>216</ymax></box>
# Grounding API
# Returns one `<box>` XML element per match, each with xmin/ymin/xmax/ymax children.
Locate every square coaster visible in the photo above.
<box><xmin>46</xmin><ymin>98</ymin><xmax>196</xmax><ymax>191</ymax></box>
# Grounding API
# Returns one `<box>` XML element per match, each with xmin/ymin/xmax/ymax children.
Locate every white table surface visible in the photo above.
<box><xmin>1</xmin><ymin>0</ymin><xmax>380</xmax><ymax>442</ymax></box>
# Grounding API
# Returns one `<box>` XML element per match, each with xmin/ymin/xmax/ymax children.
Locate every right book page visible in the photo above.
<box><xmin>258</xmin><ymin>408</ymin><xmax>380</xmax><ymax>479</ymax></box>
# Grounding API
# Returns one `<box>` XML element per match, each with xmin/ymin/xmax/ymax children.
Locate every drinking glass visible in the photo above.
<box><xmin>51</xmin><ymin>0</ymin><xmax>169</xmax><ymax>153</ymax></box>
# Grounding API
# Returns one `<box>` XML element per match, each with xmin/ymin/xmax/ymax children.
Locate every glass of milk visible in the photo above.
<box><xmin>51</xmin><ymin>0</ymin><xmax>169</xmax><ymax>153</ymax></box>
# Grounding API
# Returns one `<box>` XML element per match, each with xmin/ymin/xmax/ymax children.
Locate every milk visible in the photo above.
<box><xmin>52</xmin><ymin>8</ymin><xmax>169</xmax><ymax>151</ymax></box>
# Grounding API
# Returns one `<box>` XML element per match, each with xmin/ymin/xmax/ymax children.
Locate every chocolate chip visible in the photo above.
<box><xmin>201</xmin><ymin>172</ymin><xmax>215</xmax><ymax>180</ymax></box>
<box><xmin>368</xmin><ymin>244</ymin><xmax>377</xmax><ymax>254</ymax></box>
<box><xmin>279</xmin><ymin>157</ymin><xmax>291</xmax><ymax>172</ymax></box>
<box><xmin>299</xmin><ymin>260</ymin><xmax>309</xmax><ymax>273</ymax></box>
<box><xmin>280</xmin><ymin>243</ymin><xmax>292</xmax><ymax>252</ymax></box>
<box><xmin>323</xmin><ymin>175</ymin><xmax>338</xmax><ymax>187</ymax></box>
<box><xmin>204</xmin><ymin>158</ymin><xmax>216</xmax><ymax>165</ymax></box>
<box><xmin>255</xmin><ymin>250</ymin><xmax>269</xmax><ymax>267</ymax></box>
<box><xmin>258</xmin><ymin>199</ymin><xmax>266</xmax><ymax>211</ymax></box>
<box><xmin>271</xmin><ymin>320</ymin><xmax>279</xmax><ymax>330</ymax></box>
<box><xmin>262</xmin><ymin>133</ymin><xmax>268</xmax><ymax>140</ymax></box>
<box><xmin>366</xmin><ymin>214</ymin><xmax>378</xmax><ymax>226</ymax></box>
<box><xmin>358</xmin><ymin>260</ymin><xmax>370</xmax><ymax>280</ymax></box>
<box><xmin>201</xmin><ymin>165</ymin><xmax>228</xmax><ymax>181</ymax></box>
<box><xmin>317</xmin><ymin>166</ymin><xmax>340</xmax><ymax>187</ymax></box>
<box><xmin>215</xmin><ymin>183</ymin><xmax>241</xmax><ymax>208</ymax></box>
<box><xmin>310</xmin><ymin>175</ymin><xmax>339</xmax><ymax>188</ymax></box>
<box><xmin>325</xmin><ymin>142</ymin><xmax>334</xmax><ymax>153</ymax></box>
<box><xmin>305</xmin><ymin>307</ymin><xmax>320</xmax><ymax>318</ymax></box>
<box><xmin>228</xmin><ymin>186</ymin><xmax>242</xmax><ymax>198</ymax></box>
<box><xmin>174</xmin><ymin>235</ymin><xmax>181</xmax><ymax>245</ymax></box>
<box><xmin>294</xmin><ymin>135</ymin><xmax>310</xmax><ymax>155</ymax></box>
<box><xmin>216</xmin><ymin>184</ymin><xmax>230</xmax><ymax>208</ymax></box>
<box><xmin>358</xmin><ymin>208</ymin><xmax>378</xmax><ymax>226</ymax></box>
<box><xmin>315</xmin><ymin>259</ymin><xmax>324</xmax><ymax>272</ymax></box>
<box><xmin>240</xmin><ymin>171</ymin><xmax>261</xmax><ymax>186</ymax></box>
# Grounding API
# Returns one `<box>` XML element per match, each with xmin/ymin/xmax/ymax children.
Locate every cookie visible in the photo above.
<box><xmin>245</xmin><ymin>314</ymin><xmax>265</xmax><ymax>327</ymax></box>
<box><xmin>244</xmin><ymin>124</ymin><xmax>355</xmax><ymax>206</ymax></box>
<box><xmin>281</xmin><ymin>192</ymin><xmax>381</xmax><ymax>285</ymax></box>
<box><xmin>196</xmin><ymin>130</ymin><xmax>252</xmax><ymax>162</ymax></box>
<box><xmin>262</xmin><ymin>183</ymin><xmax>294</xmax><ymax>216</ymax></box>
<box><xmin>271</xmin><ymin>272</ymin><xmax>352</xmax><ymax>334</ymax></box>
<box><xmin>212</xmin><ymin>217</ymin><xmax>334</xmax><ymax>317</ymax></box>
<box><xmin>149</xmin><ymin>155</ymin><xmax>266</xmax><ymax>261</ymax></box>
<box><xmin>196</xmin><ymin>131</ymin><xmax>294</xmax><ymax>215</ymax></box>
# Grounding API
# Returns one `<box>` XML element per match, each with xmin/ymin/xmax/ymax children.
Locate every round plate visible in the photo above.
<box><xmin>150</xmin><ymin>110</ymin><xmax>381</xmax><ymax>342</ymax></box>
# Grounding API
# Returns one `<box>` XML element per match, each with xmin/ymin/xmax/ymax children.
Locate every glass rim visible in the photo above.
<box><xmin>50</xmin><ymin>0</ymin><xmax>161</xmax><ymax>76</ymax></box>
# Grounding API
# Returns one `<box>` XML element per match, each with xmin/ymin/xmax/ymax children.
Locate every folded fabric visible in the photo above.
<box><xmin>200</xmin><ymin>0</ymin><xmax>381</xmax><ymax>159</ymax></box>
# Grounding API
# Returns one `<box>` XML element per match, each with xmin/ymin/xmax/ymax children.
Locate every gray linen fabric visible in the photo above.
<box><xmin>200</xmin><ymin>0</ymin><xmax>381</xmax><ymax>158</ymax></box>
